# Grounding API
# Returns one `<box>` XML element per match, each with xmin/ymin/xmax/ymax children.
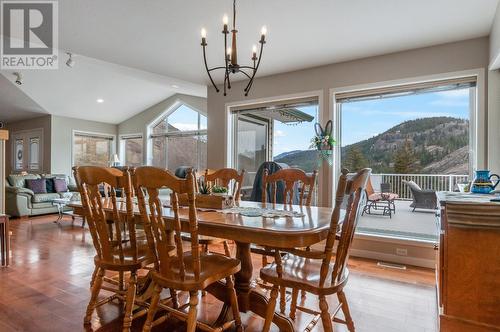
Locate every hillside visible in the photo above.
<box><xmin>275</xmin><ymin>116</ymin><xmax>469</xmax><ymax>174</ymax></box>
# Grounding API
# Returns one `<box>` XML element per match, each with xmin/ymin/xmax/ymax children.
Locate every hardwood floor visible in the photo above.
<box><xmin>0</xmin><ymin>215</ymin><xmax>437</xmax><ymax>332</ymax></box>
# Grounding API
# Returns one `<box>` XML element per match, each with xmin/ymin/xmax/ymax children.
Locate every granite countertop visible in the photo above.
<box><xmin>437</xmin><ymin>191</ymin><xmax>500</xmax><ymax>205</ymax></box>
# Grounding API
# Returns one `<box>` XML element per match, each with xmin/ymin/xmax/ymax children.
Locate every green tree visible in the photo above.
<box><xmin>343</xmin><ymin>147</ymin><xmax>368</xmax><ymax>171</ymax></box>
<box><xmin>393</xmin><ymin>140</ymin><xmax>417</xmax><ymax>174</ymax></box>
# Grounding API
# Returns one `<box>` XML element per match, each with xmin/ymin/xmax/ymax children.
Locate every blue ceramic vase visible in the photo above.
<box><xmin>471</xmin><ymin>170</ymin><xmax>500</xmax><ymax>194</ymax></box>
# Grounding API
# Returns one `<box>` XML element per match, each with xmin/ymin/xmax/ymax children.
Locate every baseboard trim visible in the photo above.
<box><xmin>350</xmin><ymin>248</ymin><xmax>436</xmax><ymax>269</ymax></box>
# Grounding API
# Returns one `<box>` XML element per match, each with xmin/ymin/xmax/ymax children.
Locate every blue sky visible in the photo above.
<box><xmin>169</xmin><ymin>88</ymin><xmax>470</xmax><ymax>157</ymax></box>
<box><xmin>271</xmin><ymin>87</ymin><xmax>470</xmax><ymax>156</ymax></box>
<box><xmin>341</xmin><ymin>88</ymin><xmax>470</xmax><ymax>146</ymax></box>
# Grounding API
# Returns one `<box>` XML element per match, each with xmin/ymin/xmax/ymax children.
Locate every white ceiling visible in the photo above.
<box><xmin>58</xmin><ymin>0</ymin><xmax>498</xmax><ymax>84</ymax></box>
<box><xmin>0</xmin><ymin>0</ymin><xmax>498</xmax><ymax>124</ymax></box>
<box><xmin>0</xmin><ymin>55</ymin><xmax>206</xmax><ymax>124</ymax></box>
<box><xmin>0</xmin><ymin>74</ymin><xmax>48</xmax><ymax>123</ymax></box>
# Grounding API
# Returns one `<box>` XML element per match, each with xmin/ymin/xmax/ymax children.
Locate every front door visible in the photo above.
<box><xmin>12</xmin><ymin>129</ymin><xmax>43</xmax><ymax>173</ymax></box>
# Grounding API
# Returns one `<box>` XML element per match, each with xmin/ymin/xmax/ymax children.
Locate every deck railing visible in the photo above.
<box><xmin>371</xmin><ymin>173</ymin><xmax>469</xmax><ymax>200</ymax></box>
<box><xmin>243</xmin><ymin>171</ymin><xmax>468</xmax><ymax>201</ymax></box>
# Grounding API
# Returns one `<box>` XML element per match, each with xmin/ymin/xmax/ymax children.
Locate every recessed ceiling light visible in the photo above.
<box><xmin>171</xmin><ymin>84</ymin><xmax>179</xmax><ymax>89</ymax></box>
<box><xmin>96</xmin><ymin>98</ymin><xmax>104</xmax><ymax>103</ymax></box>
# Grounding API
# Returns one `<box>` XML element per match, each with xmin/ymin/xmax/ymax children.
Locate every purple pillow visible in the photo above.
<box><xmin>53</xmin><ymin>178</ymin><xmax>68</xmax><ymax>193</ymax></box>
<box><xmin>25</xmin><ymin>179</ymin><xmax>47</xmax><ymax>194</ymax></box>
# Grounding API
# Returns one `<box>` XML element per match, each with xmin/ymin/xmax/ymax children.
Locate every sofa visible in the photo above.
<box><xmin>6</xmin><ymin>173</ymin><xmax>80</xmax><ymax>217</ymax></box>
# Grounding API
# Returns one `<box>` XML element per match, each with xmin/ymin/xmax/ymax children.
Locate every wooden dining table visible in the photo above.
<box><xmin>69</xmin><ymin>200</ymin><xmax>335</xmax><ymax>332</ymax></box>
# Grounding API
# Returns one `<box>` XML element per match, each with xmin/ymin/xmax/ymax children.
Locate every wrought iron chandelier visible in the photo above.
<box><xmin>200</xmin><ymin>0</ymin><xmax>266</xmax><ymax>96</ymax></box>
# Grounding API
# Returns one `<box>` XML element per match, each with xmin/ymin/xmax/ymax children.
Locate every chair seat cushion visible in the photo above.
<box><xmin>153</xmin><ymin>253</ymin><xmax>240</xmax><ymax>291</ymax></box>
<box><xmin>368</xmin><ymin>193</ymin><xmax>398</xmax><ymax>201</ymax></box>
<box><xmin>260</xmin><ymin>253</ymin><xmax>347</xmax><ymax>294</ymax></box>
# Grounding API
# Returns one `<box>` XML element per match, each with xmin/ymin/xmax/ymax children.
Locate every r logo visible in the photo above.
<box><xmin>1</xmin><ymin>1</ymin><xmax>58</xmax><ymax>69</ymax></box>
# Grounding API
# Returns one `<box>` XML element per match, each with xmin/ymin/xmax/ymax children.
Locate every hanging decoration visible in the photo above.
<box><xmin>310</xmin><ymin>120</ymin><xmax>335</xmax><ymax>165</ymax></box>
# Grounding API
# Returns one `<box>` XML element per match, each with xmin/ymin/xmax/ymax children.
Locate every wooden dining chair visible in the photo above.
<box><xmin>201</xmin><ymin>168</ymin><xmax>245</xmax><ymax>256</ymax></box>
<box><xmin>74</xmin><ymin>166</ymin><xmax>153</xmax><ymax>332</ymax></box>
<box><xmin>132</xmin><ymin>166</ymin><xmax>243</xmax><ymax>332</ymax></box>
<box><xmin>260</xmin><ymin>168</ymin><xmax>371</xmax><ymax>332</ymax></box>
<box><xmin>261</xmin><ymin>168</ymin><xmax>318</xmax><ymax>206</ymax></box>
<box><xmin>205</xmin><ymin>168</ymin><xmax>246</xmax><ymax>201</ymax></box>
<box><xmin>255</xmin><ymin>168</ymin><xmax>318</xmax><ymax>312</ymax></box>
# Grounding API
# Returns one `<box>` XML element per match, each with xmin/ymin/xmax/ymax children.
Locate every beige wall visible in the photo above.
<box><xmin>207</xmin><ymin>37</ymin><xmax>490</xmax><ymax>206</ymax></box>
<box><xmin>490</xmin><ymin>2</ymin><xmax>500</xmax><ymax>69</ymax></box>
<box><xmin>51</xmin><ymin>115</ymin><xmax>118</xmax><ymax>175</ymax></box>
<box><xmin>5</xmin><ymin>115</ymin><xmax>52</xmax><ymax>174</ymax></box>
<box><xmin>488</xmin><ymin>69</ymin><xmax>500</xmax><ymax>173</ymax></box>
<box><xmin>118</xmin><ymin>93</ymin><xmax>207</xmax><ymax>165</ymax></box>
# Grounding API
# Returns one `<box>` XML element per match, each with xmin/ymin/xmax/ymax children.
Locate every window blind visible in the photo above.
<box><xmin>336</xmin><ymin>76</ymin><xmax>476</xmax><ymax>103</ymax></box>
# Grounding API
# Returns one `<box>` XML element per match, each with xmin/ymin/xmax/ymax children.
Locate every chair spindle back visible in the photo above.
<box><xmin>320</xmin><ymin>168</ymin><xmax>371</xmax><ymax>287</ymax></box>
<box><xmin>133</xmin><ymin>166</ymin><xmax>200</xmax><ymax>281</ymax></box>
<box><xmin>204</xmin><ymin>168</ymin><xmax>245</xmax><ymax>201</ymax></box>
<box><xmin>262</xmin><ymin>168</ymin><xmax>317</xmax><ymax>206</ymax></box>
<box><xmin>73</xmin><ymin>166</ymin><xmax>136</xmax><ymax>264</ymax></box>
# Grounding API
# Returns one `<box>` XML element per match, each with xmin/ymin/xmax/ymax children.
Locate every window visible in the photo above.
<box><xmin>336</xmin><ymin>77</ymin><xmax>475</xmax><ymax>242</ymax></box>
<box><xmin>149</xmin><ymin>104</ymin><xmax>207</xmax><ymax>171</ymax></box>
<box><xmin>121</xmin><ymin>135</ymin><xmax>143</xmax><ymax>166</ymax></box>
<box><xmin>73</xmin><ymin>132</ymin><xmax>114</xmax><ymax>167</ymax></box>
<box><xmin>231</xmin><ymin>98</ymin><xmax>319</xmax><ymax>202</ymax></box>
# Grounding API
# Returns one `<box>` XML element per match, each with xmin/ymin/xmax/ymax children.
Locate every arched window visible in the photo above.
<box><xmin>149</xmin><ymin>104</ymin><xmax>207</xmax><ymax>171</ymax></box>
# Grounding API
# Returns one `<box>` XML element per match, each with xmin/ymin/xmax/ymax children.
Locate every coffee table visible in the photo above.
<box><xmin>51</xmin><ymin>198</ymin><xmax>82</xmax><ymax>225</ymax></box>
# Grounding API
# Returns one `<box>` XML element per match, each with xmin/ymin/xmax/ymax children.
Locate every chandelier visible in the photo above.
<box><xmin>200</xmin><ymin>0</ymin><xmax>267</xmax><ymax>96</ymax></box>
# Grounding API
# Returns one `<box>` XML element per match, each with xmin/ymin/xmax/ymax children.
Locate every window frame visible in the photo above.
<box><xmin>147</xmin><ymin>102</ymin><xmax>208</xmax><ymax>170</ymax></box>
<box><xmin>72</xmin><ymin>130</ymin><xmax>116</xmax><ymax>168</ymax></box>
<box><xmin>120</xmin><ymin>133</ymin><xmax>143</xmax><ymax>167</ymax></box>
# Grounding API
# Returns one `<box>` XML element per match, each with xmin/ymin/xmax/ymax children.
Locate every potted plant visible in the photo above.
<box><xmin>211</xmin><ymin>186</ymin><xmax>228</xmax><ymax>196</ymax></box>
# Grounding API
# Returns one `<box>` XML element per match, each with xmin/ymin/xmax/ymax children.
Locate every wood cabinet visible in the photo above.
<box><xmin>437</xmin><ymin>193</ymin><xmax>500</xmax><ymax>331</ymax></box>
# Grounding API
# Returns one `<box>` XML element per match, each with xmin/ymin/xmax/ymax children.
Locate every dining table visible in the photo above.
<box><xmin>69</xmin><ymin>199</ymin><xmax>336</xmax><ymax>332</ymax></box>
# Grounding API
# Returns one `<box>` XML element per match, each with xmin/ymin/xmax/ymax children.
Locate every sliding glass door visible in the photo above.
<box><xmin>234</xmin><ymin>115</ymin><xmax>269</xmax><ymax>189</ymax></box>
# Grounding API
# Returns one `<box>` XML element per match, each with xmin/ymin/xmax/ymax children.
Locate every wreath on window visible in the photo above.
<box><xmin>310</xmin><ymin>120</ymin><xmax>335</xmax><ymax>165</ymax></box>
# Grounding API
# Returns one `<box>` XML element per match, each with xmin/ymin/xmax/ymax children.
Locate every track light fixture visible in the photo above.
<box><xmin>66</xmin><ymin>52</ymin><xmax>75</xmax><ymax>68</ymax></box>
<box><xmin>13</xmin><ymin>72</ymin><xmax>23</xmax><ymax>85</ymax></box>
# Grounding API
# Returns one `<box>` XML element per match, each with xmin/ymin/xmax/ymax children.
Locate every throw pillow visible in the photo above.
<box><xmin>25</xmin><ymin>179</ymin><xmax>47</xmax><ymax>194</ymax></box>
<box><xmin>53</xmin><ymin>178</ymin><xmax>68</xmax><ymax>193</ymax></box>
<box><xmin>45</xmin><ymin>178</ymin><xmax>56</xmax><ymax>193</ymax></box>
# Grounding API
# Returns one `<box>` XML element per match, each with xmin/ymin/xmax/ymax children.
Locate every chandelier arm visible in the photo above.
<box><xmin>208</xmin><ymin>66</ymin><xmax>227</xmax><ymax>72</ymax></box>
<box><xmin>223</xmin><ymin>70</ymin><xmax>228</xmax><ymax>96</ymax></box>
<box><xmin>202</xmin><ymin>44</ymin><xmax>220</xmax><ymax>93</ymax></box>
<box><xmin>224</xmin><ymin>27</ymin><xmax>229</xmax><ymax>96</ymax></box>
<box><xmin>244</xmin><ymin>41</ymin><xmax>264</xmax><ymax>95</ymax></box>
<box><xmin>238</xmin><ymin>69</ymin><xmax>252</xmax><ymax>80</ymax></box>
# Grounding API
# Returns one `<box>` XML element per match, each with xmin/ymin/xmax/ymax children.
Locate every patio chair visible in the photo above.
<box><xmin>402</xmin><ymin>180</ymin><xmax>437</xmax><ymax>211</ymax></box>
<box><xmin>362</xmin><ymin>178</ymin><xmax>398</xmax><ymax>218</ymax></box>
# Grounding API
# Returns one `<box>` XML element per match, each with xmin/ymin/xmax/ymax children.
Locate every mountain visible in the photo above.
<box><xmin>275</xmin><ymin>116</ymin><xmax>469</xmax><ymax>174</ymax></box>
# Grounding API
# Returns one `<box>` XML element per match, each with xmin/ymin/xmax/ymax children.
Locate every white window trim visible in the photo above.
<box><xmin>330</xmin><ymin>68</ymin><xmax>484</xmax><ymax>208</ymax></box>
<box><xmin>72</xmin><ymin>130</ymin><xmax>116</xmax><ymax>167</ymax></box>
<box><xmin>119</xmin><ymin>133</ymin><xmax>143</xmax><ymax>166</ymax></box>
<box><xmin>146</xmin><ymin>101</ymin><xmax>207</xmax><ymax>168</ymax></box>
<box><xmin>224</xmin><ymin>90</ymin><xmax>327</xmax><ymax>206</ymax></box>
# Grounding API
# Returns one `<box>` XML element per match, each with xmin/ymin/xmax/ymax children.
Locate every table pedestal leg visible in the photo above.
<box><xmin>234</xmin><ymin>241</ymin><xmax>295</xmax><ymax>332</ymax></box>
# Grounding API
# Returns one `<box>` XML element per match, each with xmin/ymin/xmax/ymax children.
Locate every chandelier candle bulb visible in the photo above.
<box><xmin>223</xmin><ymin>14</ymin><xmax>229</xmax><ymax>25</ymax></box>
<box><xmin>201</xmin><ymin>28</ymin><xmax>207</xmax><ymax>38</ymax></box>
